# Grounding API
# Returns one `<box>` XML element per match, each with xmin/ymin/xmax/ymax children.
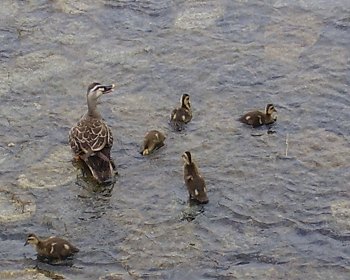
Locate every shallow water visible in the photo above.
<box><xmin>0</xmin><ymin>0</ymin><xmax>350</xmax><ymax>279</ymax></box>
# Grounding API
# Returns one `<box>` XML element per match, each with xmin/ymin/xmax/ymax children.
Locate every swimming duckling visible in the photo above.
<box><xmin>25</xmin><ymin>233</ymin><xmax>79</xmax><ymax>260</ymax></box>
<box><xmin>141</xmin><ymin>130</ymin><xmax>166</xmax><ymax>156</ymax></box>
<box><xmin>182</xmin><ymin>151</ymin><xmax>208</xmax><ymax>204</ymax></box>
<box><xmin>170</xmin><ymin>94</ymin><xmax>192</xmax><ymax>131</ymax></box>
<box><xmin>69</xmin><ymin>82</ymin><xmax>117</xmax><ymax>183</ymax></box>
<box><xmin>239</xmin><ymin>104</ymin><xmax>277</xmax><ymax>127</ymax></box>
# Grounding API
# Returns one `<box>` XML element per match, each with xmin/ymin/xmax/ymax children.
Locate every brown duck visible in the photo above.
<box><xmin>182</xmin><ymin>151</ymin><xmax>208</xmax><ymax>204</ymax></box>
<box><xmin>25</xmin><ymin>233</ymin><xmax>79</xmax><ymax>260</ymax></box>
<box><xmin>69</xmin><ymin>82</ymin><xmax>116</xmax><ymax>183</ymax></box>
<box><xmin>239</xmin><ymin>104</ymin><xmax>277</xmax><ymax>127</ymax></box>
<box><xmin>170</xmin><ymin>94</ymin><xmax>192</xmax><ymax>131</ymax></box>
<box><xmin>141</xmin><ymin>130</ymin><xmax>166</xmax><ymax>156</ymax></box>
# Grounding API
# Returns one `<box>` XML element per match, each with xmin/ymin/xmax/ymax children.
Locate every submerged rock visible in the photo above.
<box><xmin>331</xmin><ymin>200</ymin><xmax>350</xmax><ymax>230</ymax></box>
<box><xmin>175</xmin><ymin>1</ymin><xmax>223</xmax><ymax>30</ymax></box>
<box><xmin>0</xmin><ymin>269</ymin><xmax>59</xmax><ymax>280</ymax></box>
<box><xmin>264</xmin><ymin>12</ymin><xmax>321</xmax><ymax>63</ymax></box>
<box><xmin>17</xmin><ymin>146</ymin><xmax>75</xmax><ymax>189</ymax></box>
<box><xmin>0</xmin><ymin>190</ymin><xmax>35</xmax><ymax>222</ymax></box>
<box><xmin>287</xmin><ymin>128</ymin><xmax>350</xmax><ymax>169</ymax></box>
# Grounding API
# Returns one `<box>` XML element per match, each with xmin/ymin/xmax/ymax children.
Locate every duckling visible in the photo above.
<box><xmin>141</xmin><ymin>130</ymin><xmax>166</xmax><ymax>156</ymax></box>
<box><xmin>69</xmin><ymin>82</ymin><xmax>117</xmax><ymax>183</ymax></box>
<box><xmin>181</xmin><ymin>151</ymin><xmax>208</xmax><ymax>204</ymax></box>
<box><xmin>24</xmin><ymin>233</ymin><xmax>79</xmax><ymax>260</ymax></box>
<box><xmin>170</xmin><ymin>94</ymin><xmax>192</xmax><ymax>131</ymax></box>
<box><xmin>239</xmin><ymin>104</ymin><xmax>277</xmax><ymax>127</ymax></box>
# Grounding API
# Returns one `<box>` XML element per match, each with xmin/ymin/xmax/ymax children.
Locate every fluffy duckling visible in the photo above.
<box><xmin>141</xmin><ymin>130</ymin><xmax>166</xmax><ymax>156</ymax></box>
<box><xmin>239</xmin><ymin>104</ymin><xmax>277</xmax><ymax>127</ymax></box>
<box><xmin>25</xmin><ymin>233</ymin><xmax>79</xmax><ymax>260</ymax></box>
<box><xmin>182</xmin><ymin>151</ymin><xmax>208</xmax><ymax>204</ymax></box>
<box><xmin>170</xmin><ymin>94</ymin><xmax>192</xmax><ymax>130</ymax></box>
<box><xmin>69</xmin><ymin>82</ymin><xmax>117</xmax><ymax>183</ymax></box>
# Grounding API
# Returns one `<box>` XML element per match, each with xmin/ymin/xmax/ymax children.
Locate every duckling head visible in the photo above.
<box><xmin>266</xmin><ymin>104</ymin><xmax>277</xmax><ymax>121</ymax></box>
<box><xmin>142</xmin><ymin>148</ymin><xmax>150</xmax><ymax>156</ymax></box>
<box><xmin>180</xmin><ymin>94</ymin><xmax>191</xmax><ymax>110</ymax></box>
<box><xmin>24</xmin><ymin>233</ymin><xmax>39</xmax><ymax>246</ymax></box>
<box><xmin>182</xmin><ymin>151</ymin><xmax>192</xmax><ymax>165</ymax></box>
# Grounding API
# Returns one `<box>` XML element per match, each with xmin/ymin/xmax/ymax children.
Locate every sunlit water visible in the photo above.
<box><xmin>0</xmin><ymin>0</ymin><xmax>349</xmax><ymax>279</ymax></box>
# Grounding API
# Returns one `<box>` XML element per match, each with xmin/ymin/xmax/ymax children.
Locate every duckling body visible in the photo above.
<box><xmin>69</xmin><ymin>82</ymin><xmax>116</xmax><ymax>183</ymax></box>
<box><xmin>170</xmin><ymin>94</ymin><xmax>192</xmax><ymax>131</ymax></box>
<box><xmin>141</xmin><ymin>130</ymin><xmax>166</xmax><ymax>156</ymax></box>
<box><xmin>182</xmin><ymin>151</ymin><xmax>208</xmax><ymax>204</ymax></box>
<box><xmin>25</xmin><ymin>233</ymin><xmax>79</xmax><ymax>260</ymax></box>
<box><xmin>239</xmin><ymin>104</ymin><xmax>277</xmax><ymax>127</ymax></box>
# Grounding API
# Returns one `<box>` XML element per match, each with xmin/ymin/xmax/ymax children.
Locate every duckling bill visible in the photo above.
<box><xmin>141</xmin><ymin>130</ymin><xmax>166</xmax><ymax>156</ymax></box>
<box><xmin>182</xmin><ymin>151</ymin><xmax>208</xmax><ymax>204</ymax></box>
<box><xmin>170</xmin><ymin>94</ymin><xmax>192</xmax><ymax>131</ymax></box>
<box><xmin>25</xmin><ymin>233</ymin><xmax>79</xmax><ymax>260</ymax></box>
<box><xmin>239</xmin><ymin>104</ymin><xmax>277</xmax><ymax>127</ymax></box>
<box><xmin>69</xmin><ymin>82</ymin><xmax>117</xmax><ymax>183</ymax></box>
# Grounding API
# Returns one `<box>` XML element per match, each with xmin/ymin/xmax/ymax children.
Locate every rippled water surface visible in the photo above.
<box><xmin>0</xmin><ymin>0</ymin><xmax>350</xmax><ymax>279</ymax></box>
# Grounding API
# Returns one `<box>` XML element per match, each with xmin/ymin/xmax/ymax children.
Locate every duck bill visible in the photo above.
<box><xmin>24</xmin><ymin>240</ymin><xmax>28</xmax><ymax>246</ymax></box>
<box><xmin>102</xmin><ymin>84</ymin><xmax>115</xmax><ymax>94</ymax></box>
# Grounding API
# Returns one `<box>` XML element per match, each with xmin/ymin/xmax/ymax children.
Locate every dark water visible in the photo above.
<box><xmin>0</xmin><ymin>0</ymin><xmax>350</xmax><ymax>279</ymax></box>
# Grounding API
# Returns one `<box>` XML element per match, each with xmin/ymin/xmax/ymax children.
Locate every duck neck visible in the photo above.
<box><xmin>87</xmin><ymin>96</ymin><xmax>102</xmax><ymax>119</ymax></box>
<box><xmin>182</xmin><ymin>103</ymin><xmax>190</xmax><ymax>111</ymax></box>
<box><xmin>186</xmin><ymin>162</ymin><xmax>198</xmax><ymax>175</ymax></box>
<box><xmin>35</xmin><ymin>240</ymin><xmax>44</xmax><ymax>251</ymax></box>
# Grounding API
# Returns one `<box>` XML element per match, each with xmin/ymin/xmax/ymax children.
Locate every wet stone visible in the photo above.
<box><xmin>17</xmin><ymin>146</ymin><xmax>75</xmax><ymax>189</ymax></box>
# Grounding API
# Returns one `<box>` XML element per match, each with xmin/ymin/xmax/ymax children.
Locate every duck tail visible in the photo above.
<box><xmin>84</xmin><ymin>149</ymin><xmax>116</xmax><ymax>183</ymax></box>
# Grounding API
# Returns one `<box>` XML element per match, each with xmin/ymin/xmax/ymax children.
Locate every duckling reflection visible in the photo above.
<box><xmin>239</xmin><ymin>104</ymin><xmax>277</xmax><ymax>127</ymax></box>
<box><xmin>170</xmin><ymin>94</ymin><xmax>192</xmax><ymax>131</ymax></box>
<box><xmin>182</xmin><ymin>151</ymin><xmax>208</xmax><ymax>204</ymax></box>
<box><xmin>141</xmin><ymin>130</ymin><xmax>166</xmax><ymax>156</ymax></box>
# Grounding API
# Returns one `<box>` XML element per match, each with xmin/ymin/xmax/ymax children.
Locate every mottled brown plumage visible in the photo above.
<box><xmin>69</xmin><ymin>82</ymin><xmax>116</xmax><ymax>183</ymax></box>
<box><xmin>170</xmin><ymin>94</ymin><xmax>192</xmax><ymax>131</ymax></box>
<box><xmin>239</xmin><ymin>104</ymin><xmax>277</xmax><ymax>127</ymax></box>
<box><xmin>25</xmin><ymin>233</ymin><xmax>79</xmax><ymax>260</ymax></box>
<box><xmin>182</xmin><ymin>151</ymin><xmax>208</xmax><ymax>204</ymax></box>
<box><xmin>141</xmin><ymin>130</ymin><xmax>166</xmax><ymax>156</ymax></box>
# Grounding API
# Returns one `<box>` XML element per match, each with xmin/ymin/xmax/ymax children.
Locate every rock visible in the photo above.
<box><xmin>17</xmin><ymin>146</ymin><xmax>75</xmax><ymax>189</ymax></box>
<box><xmin>175</xmin><ymin>1</ymin><xmax>223</xmax><ymax>30</ymax></box>
<box><xmin>0</xmin><ymin>190</ymin><xmax>35</xmax><ymax>222</ymax></box>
